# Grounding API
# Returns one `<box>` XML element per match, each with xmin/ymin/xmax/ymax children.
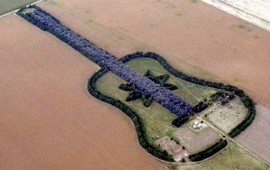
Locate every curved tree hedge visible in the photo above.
<box><xmin>120</xmin><ymin>52</ymin><xmax>256</xmax><ymax>138</ymax></box>
<box><xmin>88</xmin><ymin>52</ymin><xmax>254</xmax><ymax>161</ymax></box>
<box><xmin>87</xmin><ymin>69</ymin><xmax>173</xmax><ymax>162</ymax></box>
<box><xmin>188</xmin><ymin>139</ymin><xmax>228</xmax><ymax>162</ymax></box>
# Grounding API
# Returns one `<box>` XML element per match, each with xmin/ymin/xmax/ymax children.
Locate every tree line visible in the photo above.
<box><xmin>188</xmin><ymin>139</ymin><xmax>228</xmax><ymax>161</ymax></box>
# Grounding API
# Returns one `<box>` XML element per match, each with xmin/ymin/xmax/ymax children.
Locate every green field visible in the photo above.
<box><xmin>173</xmin><ymin>142</ymin><xmax>270</xmax><ymax>170</ymax></box>
<box><xmin>96</xmin><ymin>58</ymin><xmax>216</xmax><ymax>144</ymax></box>
<box><xmin>0</xmin><ymin>0</ymin><xmax>38</xmax><ymax>15</ymax></box>
<box><xmin>204</xmin><ymin>98</ymin><xmax>248</xmax><ymax>133</ymax></box>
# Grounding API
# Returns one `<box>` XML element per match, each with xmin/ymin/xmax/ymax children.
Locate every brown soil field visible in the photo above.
<box><xmin>39</xmin><ymin>0</ymin><xmax>270</xmax><ymax>108</ymax></box>
<box><xmin>38</xmin><ymin>1</ymin><xmax>270</xmax><ymax>165</ymax></box>
<box><xmin>0</xmin><ymin>15</ymin><xmax>165</xmax><ymax>170</ymax></box>
<box><xmin>236</xmin><ymin>105</ymin><xmax>270</xmax><ymax>163</ymax></box>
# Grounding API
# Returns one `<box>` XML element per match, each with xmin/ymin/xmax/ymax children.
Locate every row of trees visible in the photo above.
<box><xmin>120</xmin><ymin>52</ymin><xmax>256</xmax><ymax>138</ymax></box>
<box><xmin>88</xmin><ymin>69</ymin><xmax>173</xmax><ymax>161</ymax></box>
<box><xmin>172</xmin><ymin>117</ymin><xmax>189</xmax><ymax>127</ymax></box>
<box><xmin>192</xmin><ymin>101</ymin><xmax>208</xmax><ymax>113</ymax></box>
<box><xmin>188</xmin><ymin>139</ymin><xmax>228</xmax><ymax>161</ymax></box>
<box><xmin>17</xmin><ymin>6</ymin><xmax>193</xmax><ymax>118</ymax></box>
<box><xmin>229</xmin><ymin>95</ymin><xmax>256</xmax><ymax>137</ymax></box>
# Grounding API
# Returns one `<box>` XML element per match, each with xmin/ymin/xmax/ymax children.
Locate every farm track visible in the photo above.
<box><xmin>197</xmin><ymin>115</ymin><xmax>270</xmax><ymax>165</ymax></box>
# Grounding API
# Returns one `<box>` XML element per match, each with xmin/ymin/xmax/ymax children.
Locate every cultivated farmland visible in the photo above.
<box><xmin>0</xmin><ymin>0</ymin><xmax>270</xmax><ymax>169</ymax></box>
<box><xmin>38</xmin><ymin>0</ymin><xmax>270</xmax><ymax>165</ymax></box>
<box><xmin>39</xmin><ymin>0</ymin><xmax>270</xmax><ymax>107</ymax></box>
<box><xmin>0</xmin><ymin>15</ymin><xmax>164</xmax><ymax>170</ymax></box>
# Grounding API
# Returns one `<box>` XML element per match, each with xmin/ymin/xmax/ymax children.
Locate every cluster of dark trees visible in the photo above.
<box><xmin>120</xmin><ymin>52</ymin><xmax>256</xmax><ymax>138</ymax></box>
<box><xmin>172</xmin><ymin>117</ymin><xmax>189</xmax><ymax>127</ymax></box>
<box><xmin>210</xmin><ymin>91</ymin><xmax>236</xmax><ymax>105</ymax></box>
<box><xmin>88</xmin><ymin>69</ymin><xmax>173</xmax><ymax>162</ymax></box>
<box><xmin>192</xmin><ymin>101</ymin><xmax>208</xmax><ymax>113</ymax></box>
<box><xmin>119</xmin><ymin>83</ymin><xmax>153</xmax><ymax>106</ymax></box>
<box><xmin>188</xmin><ymin>139</ymin><xmax>228</xmax><ymax>161</ymax></box>
<box><xmin>17</xmin><ymin>6</ymin><xmax>193</xmax><ymax>118</ymax></box>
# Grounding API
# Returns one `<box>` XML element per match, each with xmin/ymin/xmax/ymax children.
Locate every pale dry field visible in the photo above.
<box><xmin>206</xmin><ymin>98</ymin><xmax>247</xmax><ymax>133</ymax></box>
<box><xmin>0</xmin><ymin>15</ymin><xmax>165</xmax><ymax>170</ymax></box>
<box><xmin>173</xmin><ymin>126</ymin><xmax>219</xmax><ymax>154</ymax></box>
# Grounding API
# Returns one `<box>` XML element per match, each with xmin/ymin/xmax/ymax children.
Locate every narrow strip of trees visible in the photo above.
<box><xmin>188</xmin><ymin>139</ymin><xmax>228</xmax><ymax>161</ymax></box>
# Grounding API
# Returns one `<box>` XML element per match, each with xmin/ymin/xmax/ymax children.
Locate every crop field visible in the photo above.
<box><xmin>0</xmin><ymin>0</ymin><xmax>38</xmax><ymax>15</ymax></box>
<box><xmin>204</xmin><ymin>98</ymin><xmax>248</xmax><ymax>133</ymax></box>
<box><xmin>39</xmin><ymin>0</ymin><xmax>270</xmax><ymax>107</ymax></box>
<box><xmin>38</xmin><ymin>0</ymin><xmax>270</xmax><ymax>165</ymax></box>
<box><xmin>0</xmin><ymin>0</ymin><xmax>270</xmax><ymax>169</ymax></box>
<box><xmin>0</xmin><ymin>15</ymin><xmax>164</xmax><ymax>170</ymax></box>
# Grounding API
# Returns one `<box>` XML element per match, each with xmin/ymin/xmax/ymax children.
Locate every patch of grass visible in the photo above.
<box><xmin>96</xmin><ymin>58</ymin><xmax>216</xmax><ymax>145</ymax></box>
<box><xmin>174</xmin><ymin>142</ymin><xmax>270</xmax><ymax>169</ymax></box>
<box><xmin>194</xmin><ymin>143</ymin><xmax>270</xmax><ymax>170</ymax></box>
<box><xmin>238</xmin><ymin>24</ymin><xmax>246</xmax><ymax>29</ymax></box>
<box><xmin>176</xmin><ymin>13</ymin><xmax>183</xmax><ymax>17</ymax></box>
<box><xmin>96</xmin><ymin>72</ymin><xmax>178</xmax><ymax>144</ymax></box>
<box><xmin>166</xmin><ymin>130</ymin><xmax>181</xmax><ymax>144</ymax></box>
<box><xmin>0</xmin><ymin>0</ymin><xmax>38</xmax><ymax>15</ymax></box>
<box><xmin>191</xmin><ymin>0</ymin><xmax>198</xmax><ymax>3</ymax></box>
<box><xmin>126</xmin><ymin>58</ymin><xmax>216</xmax><ymax>105</ymax></box>
<box><xmin>205</xmin><ymin>98</ymin><xmax>248</xmax><ymax>133</ymax></box>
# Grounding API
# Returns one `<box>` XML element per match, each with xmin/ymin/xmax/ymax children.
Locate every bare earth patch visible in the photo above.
<box><xmin>155</xmin><ymin>136</ymin><xmax>187</xmax><ymax>162</ymax></box>
<box><xmin>173</xmin><ymin>122</ymin><xmax>220</xmax><ymax>154</ymax></box>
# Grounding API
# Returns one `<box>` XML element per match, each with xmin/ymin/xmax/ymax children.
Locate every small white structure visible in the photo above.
<box><xmin>192</xmin><ymin>120</ymin><xmax>207</xmax><ymax>130</ymax></box>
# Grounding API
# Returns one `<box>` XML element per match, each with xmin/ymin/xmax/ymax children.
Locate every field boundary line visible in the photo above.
<box><xmin>0</xmin><ymin>0</ymin><xmax>44</xmax><ymax>18</ymax></box>
<box><xmin>198</xmin><ymin>115</ymin><xmax>270</xmax><ymax>166</ymax></box>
